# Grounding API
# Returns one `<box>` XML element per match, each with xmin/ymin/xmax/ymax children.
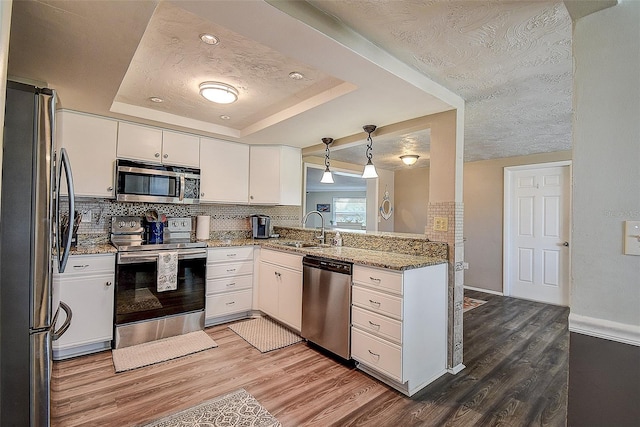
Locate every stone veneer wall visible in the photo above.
<box><xmin>425</xmin><ymin>201</ymin><xmax>464</xmax><ymax>370</ymax></box>
<box><xmin>68</xmin><ymin>198</ymin><xmax>301</xmax><ymax>244</ymax></box>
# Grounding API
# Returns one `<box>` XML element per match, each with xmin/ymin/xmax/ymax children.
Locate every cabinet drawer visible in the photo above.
<box><xmin>352</xmin><ymin>285</ymin><xmax>403</xmax><ymax>320</ymax></box>
<box><xmin>207</xmin><ymin>275</ymin><xmax>253</xmax><ymax>294</ymax></box>
<box><xmin>207</xmin><ymin>246</ymin><xmax>253</xmax><ymax>263</ymax></box>
<box><xmin>260</xmin><ymin>249</ymin><xmax>302</xmax><ymax>271</ymax></box>
<box><xmin>206</xmin><ymin>290</ymin><xmax>252</xmax><ymax>318</ymax></box>
<box><xmin>352</xmin><ymin>306</ymin><xmax>402</xmax><ymax>344</ymax></box>
<box><xmin>351</xmin><ymin>328</ymin><xmax>402</xmax><ymax>382</ymax></box>
<box><xmin>353</xmin><ymin>265</ymin><xmax>403</xmax><ymax>295</ymax></box>
<box><xmin>207</xmin><ymin>261</ymin><xmax>253</xmax><ymax>279</ymax></box>
<box><xmin>57</xmin><ymin>254</ymin><xmax>115</xmax><ymax>277</ymax></box>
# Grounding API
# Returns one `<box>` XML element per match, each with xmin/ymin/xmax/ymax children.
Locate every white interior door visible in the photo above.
<box><xmin>504</xmin><ymin>163</ymin><xmax>570</xmax><ymax>306</ymax></box>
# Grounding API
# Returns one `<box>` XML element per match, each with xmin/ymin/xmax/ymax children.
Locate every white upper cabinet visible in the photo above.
<box><xmin>249</xmin><ymin>145</ymin><xmax>301</xmax><ymax>205</ymax></box>
<box><xmin>200</xmin><ymin>137</ymin><xmax>249</xmax><ymax>204</ymax></box>
<box><xmin>56</xmin><ymin>111</ymin><xmax>118</xmax><ymax>198</ymax></box>
<box><xmin>117</xmin><ymin>122</ymin><xmax>199</xmax><ymax>168</ymax></box>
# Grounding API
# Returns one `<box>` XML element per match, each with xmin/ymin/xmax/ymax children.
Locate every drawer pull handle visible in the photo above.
<box><xmin>226</xmin><ymin>282</ymin><xmax>236</xmax><ymax>287</ymax></box>
<box><xmin>369</xmin><ymin>299</ymin><xmax>381</xmax><ymax>306</ymax></box>
<box><xmin>369</xmin><ymin>277</ymin><xmax>381</xmax><ymax>283</ymax></box>
<box><xmin>226</xmin><ymin>301</ymin><xmax>235</xmax><ymax>305</ymax></box>
<box><xmin>106</xmin><ymin>281</ymin><xmax>112</xmax><ymax>287</ymax></box>
<box><xmin>368</xmin><ymin>349</ymin><xmax>380</xmax><ymax>359</ymax></box>
<box><xmin>73</xmin><ymin>264</ymin><xmax>89</xmax><ymax>269</ymax></box>
<box><xmin>368</xmin><ymin>320</ymin><xmax>380</xmax><ymax>328</ymax></box>
<box><xmin>226</xmin><ymin>268</ymin><xmax>236</xmax><ymax>272</ymax></box>
<box><xmin>226</xmin><ymin>253</ymin><xmax>237</xmax><ymax>257</ymax></box>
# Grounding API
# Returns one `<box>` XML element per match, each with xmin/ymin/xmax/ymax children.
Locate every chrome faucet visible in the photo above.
<box><xmin>302</xmin><ymin>210</ymin><xmax>325</xmax><ymax>245</ymax></box>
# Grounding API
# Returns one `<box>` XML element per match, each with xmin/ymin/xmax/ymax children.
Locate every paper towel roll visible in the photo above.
<box><xmin>196</xmin><ymin>215</ymin><xmax>210</xmax><ymax>240</ymax></box>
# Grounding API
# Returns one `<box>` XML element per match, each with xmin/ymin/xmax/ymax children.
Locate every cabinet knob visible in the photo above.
<box><xmin>154</xmin><ymin>152</ymin><xmax>160</xmax><ymax>158</ymax></box>
<box><xmin>107</xmin><ymin>186</ymin><xmax>113</xmax><ymax>192</ymax></box>
<box><xmin>250</xmin><ymin>195</ymin><xmax>254</xmax><ymax>200</ymax></box>
<box><xmin>201</xmin><ymin>192</ymin><xmax>205</xmax><ymax>197</ymax></box>
<box><xmin>106</xmin><ymin>281</ymin><xmax>112</xmax><ymax>287</ymax></box>
<box><xmin>163</xmin><ymin>153</ymin><xmax>168</xmax><ymax>159</ymax></box>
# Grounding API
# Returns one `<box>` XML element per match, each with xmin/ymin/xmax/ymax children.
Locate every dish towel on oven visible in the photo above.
<box><xmin>157</xmin><ymin>252</ymin><xmax>178</xmax><ymax>292</ymax></box>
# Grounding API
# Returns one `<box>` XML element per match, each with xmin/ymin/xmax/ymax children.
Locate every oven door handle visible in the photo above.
<box><xmin>117</xmin><ymin>249</ymin><xmax>207</xmax><ymax>264</ymax></box>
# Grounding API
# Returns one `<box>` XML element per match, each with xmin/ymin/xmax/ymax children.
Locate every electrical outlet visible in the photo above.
<box><xmin>433</xmin><ymin>216</ymin><xmax>448</xmax><ymax>232</ymax></box>
<box><xmin>81</xmin><ymin>209</ymin><xmax>92</xmax><ymax>223</ymax></box>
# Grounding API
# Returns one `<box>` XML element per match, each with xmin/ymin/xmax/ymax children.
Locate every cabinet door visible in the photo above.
<box><xmin>277</xmin><ymin>267</ymin><xmax>302</xmax><ymax>330</ymax></box>
<box><xmin>258</xmin><ymin>261</ymin><xmax>279</xmax><ymax>317</ymax></box>
<box><xmin>279</xmin><ymin>146</ymin><xmax>302</xmax><ymax>206</ymax></box>
<box><xmin>200</xmin><ymin>138</ymin><xmax>249</xmax><ymax>203</ymax></box>
<box><xmin>117</xmin><ymin>122</ymin><xmax>163</xmax><ymax>163</ymax></box>
<box><xmin>57</xmin><ymin>111</ymin><xmax>117</xmax><ymax>198</ymax></box>
<box><xmin>162</xmin><ymin>130</ymin><xmax>200</xmax><ymax>167</ymax></box>
<box><xmin>54</xmin><ymin>274</ymin><xmax>114</xmax><ymax>349</ymax></box>
<box><xmin>249</xmin><ymin>146</ymin><xmax>281</xmax><ymax>204</ymax></box>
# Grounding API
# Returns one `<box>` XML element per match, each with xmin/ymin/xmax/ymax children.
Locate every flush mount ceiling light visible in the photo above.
<box><xmin>149</xmin><ymin>97</ymin><xmax>163</xmax><ymax>103</ymax></box>
<box><xmin>199</xmin><ymin>82</ymin><xmax>239</xmax><ymax>104</ymax></box>
<box><xmin>400</xmin><ymin>154</ymin><xmax>419</xmax><ymax>165</ymax></box>
<box><xmin>361</xmin><ymin>125</ymin><xmax>378</xmax><ymax>179</ymax></box>
<box><xmin>320</xmin><ymin>137</ymin><xmax>334</xmax><ymax>184</ymax></box>
<box><xmin>288</xmin><ymin>71</ymin><xmax>305</xmax><ymax>80</ymax></box>
<box><xmin>199</xmin><ymin>33</ymin><xmax>219</xmax><ymax>45</ymax></box>
<box><xmin>219</xmin><ymin>115</ymin><xmax>230</xmax><ymax>120</ymax></box>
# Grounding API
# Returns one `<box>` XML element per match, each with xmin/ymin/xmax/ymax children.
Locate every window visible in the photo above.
<box><xmin>333</xmin><ymin>197</ymin><xmax>366</xmax><ymax>227</ymax></box>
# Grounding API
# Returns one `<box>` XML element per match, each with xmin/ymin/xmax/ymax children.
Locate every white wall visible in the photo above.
<box><xmin>571</xmin><ymin>0</ymin><xmax>640</xmax><ymax>344</ymax></box>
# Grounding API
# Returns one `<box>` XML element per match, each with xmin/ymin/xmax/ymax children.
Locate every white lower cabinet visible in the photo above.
<box><xmin>350</xmin><ymin>263</ymin><xmax>448</xmax><ymax>396</ymax></box>
<box><xmin>258</xmin><ymin>249</ymin><xmax>302</xmax><ymax>331</ymax></box>
<box><xmin>205</xmin><ymin>246</ymin><xmax>254</xmax><ymax>326</ymax></box>
<box><xmin>53</xmin><ymin>254</ymin><xmax>115</xmax><ymax>360</ymax></box>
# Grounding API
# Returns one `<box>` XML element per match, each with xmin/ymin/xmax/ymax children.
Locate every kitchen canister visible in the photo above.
<box><xmin>196</xmin><ymin>215</ymin><xmax>210</xmax><ymax>240</ymax></box>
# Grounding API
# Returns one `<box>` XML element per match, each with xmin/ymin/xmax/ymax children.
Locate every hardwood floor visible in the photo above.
<box><xmin>51</xmin><ymin>291</ymin><xmax>569</xmax><ymax>426</ymax></box>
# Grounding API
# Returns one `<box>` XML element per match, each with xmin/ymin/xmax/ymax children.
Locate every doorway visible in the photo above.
<box><xmin>503</xmin><ymin>161</ymin><xmax>571</xmax><ymax>306</ymax></box>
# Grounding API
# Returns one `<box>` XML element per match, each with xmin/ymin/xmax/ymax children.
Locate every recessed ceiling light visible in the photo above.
<box><xmin>199</xmin><ymin>33</ymin><xmax>219</xmax><ymax>45</ymax></box>
<box><xmin>288</xmin><ymin>71</ymin><xmax>304</xmax><ymax>80</ymax></box>
<box><xmin>149</xmin><ymin>97</ymin><xmax>163</xmax><ymax>103</ymax></box>
<box><xmin>199</xmin><ymin>82</ymin><xmax>239</xmax><ymax>104</ymax></box>
<box><xmin>220</xmin><ymin>115</ymin><xmax>230</xmax><ymax>120</ymax></box>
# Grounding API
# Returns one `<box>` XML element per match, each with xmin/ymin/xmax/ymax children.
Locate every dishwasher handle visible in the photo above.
<box><xmin>302</xmin><ymin>256</ymin><xmax>352</xmax><ymax>275</ymax></box>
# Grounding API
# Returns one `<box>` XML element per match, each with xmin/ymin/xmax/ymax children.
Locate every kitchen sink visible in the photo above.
<box><xmin>276</xmin><ymin>241</ymin><xmax>330</xmax><ymax>249</ymax></box>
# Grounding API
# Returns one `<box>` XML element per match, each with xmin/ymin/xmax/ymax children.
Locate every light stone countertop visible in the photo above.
<box><xmin>69</xmin><ymin>238</ymin><xmax>447</xmax><ymax>271</ymax></box>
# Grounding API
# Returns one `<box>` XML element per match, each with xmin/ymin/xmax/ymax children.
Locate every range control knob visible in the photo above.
<box><xmin>118</xmin><ymin>221</ymin><xmax>125</xmax><ymax>228</ymax></box>
<box><xmin>129</xmin><ymin>221</ymin><xmax>137</xmax><ymax>227</ymax></box>
<box><xmin>181</xmin><ymin>221</ymin><xmax>187</xmax><ymax>227</ymax></box>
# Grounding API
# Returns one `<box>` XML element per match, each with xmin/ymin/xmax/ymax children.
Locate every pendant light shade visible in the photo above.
<box><xmin>361</xmin><ymin>125</ymin><xmax>378</xmax><ymax>179</ymax></box>
<box><xmin>320</xmin><ymin>137</ymin><xmax>334</xmax><ymax>184</ymax></box>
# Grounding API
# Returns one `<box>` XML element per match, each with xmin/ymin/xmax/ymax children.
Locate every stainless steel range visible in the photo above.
<box><xmin>111</xmin><ymin>216</ymin><xmax>207</xmax><ymax>349</ymax></box>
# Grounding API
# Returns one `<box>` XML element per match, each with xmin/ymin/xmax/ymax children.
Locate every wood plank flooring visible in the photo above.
<box><xmin>51</xmin><ymin>291</ymin><xmax>569</xmax><ymax>426</ymax></box>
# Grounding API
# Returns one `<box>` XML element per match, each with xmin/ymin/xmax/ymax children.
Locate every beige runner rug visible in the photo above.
<box><xmin>229</xmin><ymin>317</ymin><xmax>302</xmax><ymax>353</ymax></box>
<box><xmin>463</xmin><ymin>296</ymin><xmax>488</xmax><ymax>313</ymax></box>
<box><xmin>112</xmin><ymin>330</ymin><xmax>218</xmax><ymax>373</ymax></box>
<box><xmin>139</xmin><ymin>388</ymin><xmax>281</xmax><ymax>427</ymax></box>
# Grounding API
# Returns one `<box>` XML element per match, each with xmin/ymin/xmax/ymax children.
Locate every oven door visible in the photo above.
<box><xmin>115</xmin><ymin>249</ymin><xmax>206</xmax><ymax>325</ymax></box>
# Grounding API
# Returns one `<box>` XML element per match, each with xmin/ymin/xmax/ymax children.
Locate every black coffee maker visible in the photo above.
<box><xmin>251</xmin><ymin>214</ymin><xmax>271</xmax><ymax>239</ymax></box>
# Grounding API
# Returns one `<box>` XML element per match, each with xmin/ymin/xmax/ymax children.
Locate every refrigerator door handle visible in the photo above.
<box><xmin>56</xmin><ymin>147</ymin><xmax>75</xmax><ymax>273</ymax></box>
<box><xmin>52</xmin><ymin>301</ymin><xmax>72</xmax><ymax>341</ymax></box>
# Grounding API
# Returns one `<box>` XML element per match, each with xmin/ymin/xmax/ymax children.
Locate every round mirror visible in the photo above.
<box><xmin>379</xmin><ymin>190</ymin><xmax>393</xmax><ymax>220</ymax></box>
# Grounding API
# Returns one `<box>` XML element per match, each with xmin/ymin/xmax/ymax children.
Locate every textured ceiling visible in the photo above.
<box><xmin>7</xmin><ymin>0</ymin><xmax>573</xmax><ymax>166</ymax></box>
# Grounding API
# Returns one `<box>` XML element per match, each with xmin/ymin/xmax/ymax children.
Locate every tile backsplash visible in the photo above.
<box><xmin>66</xmin><ymin>198</ymin><xmax>301</xmax><ymax>240</ymax></box>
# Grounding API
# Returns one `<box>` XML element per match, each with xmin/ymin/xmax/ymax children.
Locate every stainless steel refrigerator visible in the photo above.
<box><xmin>1</xmin><ymin>81</ymin><xmax>75</xmax><ymax>426</ymax></box>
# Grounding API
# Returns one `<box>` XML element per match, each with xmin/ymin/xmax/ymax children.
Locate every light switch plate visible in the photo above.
<box><xmin>624</xmin><ymin>221</ymin><xmax>640</xmax><ymax>255</ymax></box>
<box><xmin>433</xmin><ymin>216</ymin><xmax>448</xmax><ymax>232</ymax></box>
<box><xmin>81</xmin><ymin>209</ymin><xmax>92</xmax><ymax>223</ymax></box>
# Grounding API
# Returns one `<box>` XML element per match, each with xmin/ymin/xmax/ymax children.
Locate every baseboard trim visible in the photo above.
<box><xmin>464</xmin><ymin>285</ymin><xmax>503</xmax><ymax>296</ymax></box>
<box><xmin>569</xmin><ymin>313</ymin><xmax>640</xmax><ymax>346</ymax></box>
<box><xmin>448</xmin><ymin>363</ymin><xmax>466</xmax><ymax>374</ymax></box>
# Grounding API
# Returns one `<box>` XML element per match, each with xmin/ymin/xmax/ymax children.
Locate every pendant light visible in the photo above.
<box><xmin>361</xmin><ymin>125</ymin><xmax>378</xmax><ymax>179</ymax></box>
<box><xmin>320</xmin><ymin>137</ymin><xmax>334</xmax><ymax>183</ymax></box>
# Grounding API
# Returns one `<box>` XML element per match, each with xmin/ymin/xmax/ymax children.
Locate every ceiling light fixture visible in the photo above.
<box><xmin>288</xmin><ymin>71</ymin><xmax>304</xmax><ymax>80</ymax></box>
<box><xmin>219</xmin><ymin>115</ymin><xmax>230</xmax><ymax>120</ymax></box>
<box><xmin>149</xmin><ymin>97</ymin><xmax>163</xmax><ymax>103</ymax></box>
<box><xmin>400</xmin><ymin>154</ymin><xmax>419</xmax><ymax>165</ymax></box>
<box><xmin>199</xmin><ymin>33</ymin><xmax>219</xmax><ymax>45</ymax></box>
<box><xmin>199</xmin><ymin>82</ymin><xmax>239</xmax><ymax>104</ymax></box>
<box><xmin>361</xmin><ymin>125</ymin><xmax>378</xmax><ymax>179</ymax></box>
<box><xmin>320</xmin><ymin>137</ymin><xmax>334</xmax><ymax>184</ymax></box>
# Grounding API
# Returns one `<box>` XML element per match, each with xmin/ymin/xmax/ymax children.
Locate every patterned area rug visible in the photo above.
<box><xmin>140</xmin><ymin>389</ymin><xmax>281</xmax><ymax>427</ymax></box>
<box><xmin>112</xmin><ymin>331</ymin><xmax>218</xmax><ymax>373</ymax></box>
<box><xmin>228</xmin><ymin>317</ymin><xmax>302</xmax><ymax>353</ymax></box>
<box><xmin>463</xmin><ymin>296</ymin><xmax>488</xmax><ymax>313</ymax></box>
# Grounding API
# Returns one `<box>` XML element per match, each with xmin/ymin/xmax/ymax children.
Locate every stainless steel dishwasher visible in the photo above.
<box><xmin>301</xmin><ymin>255</ymin><xmax>353</xmax><ymax>359</ymax></box>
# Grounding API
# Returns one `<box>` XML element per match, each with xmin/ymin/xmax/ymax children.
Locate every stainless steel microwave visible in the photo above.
<box><xmin>115</xmin><ymin>159</ymin><xmax>200</xmax><ymax>204</ymax></box>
